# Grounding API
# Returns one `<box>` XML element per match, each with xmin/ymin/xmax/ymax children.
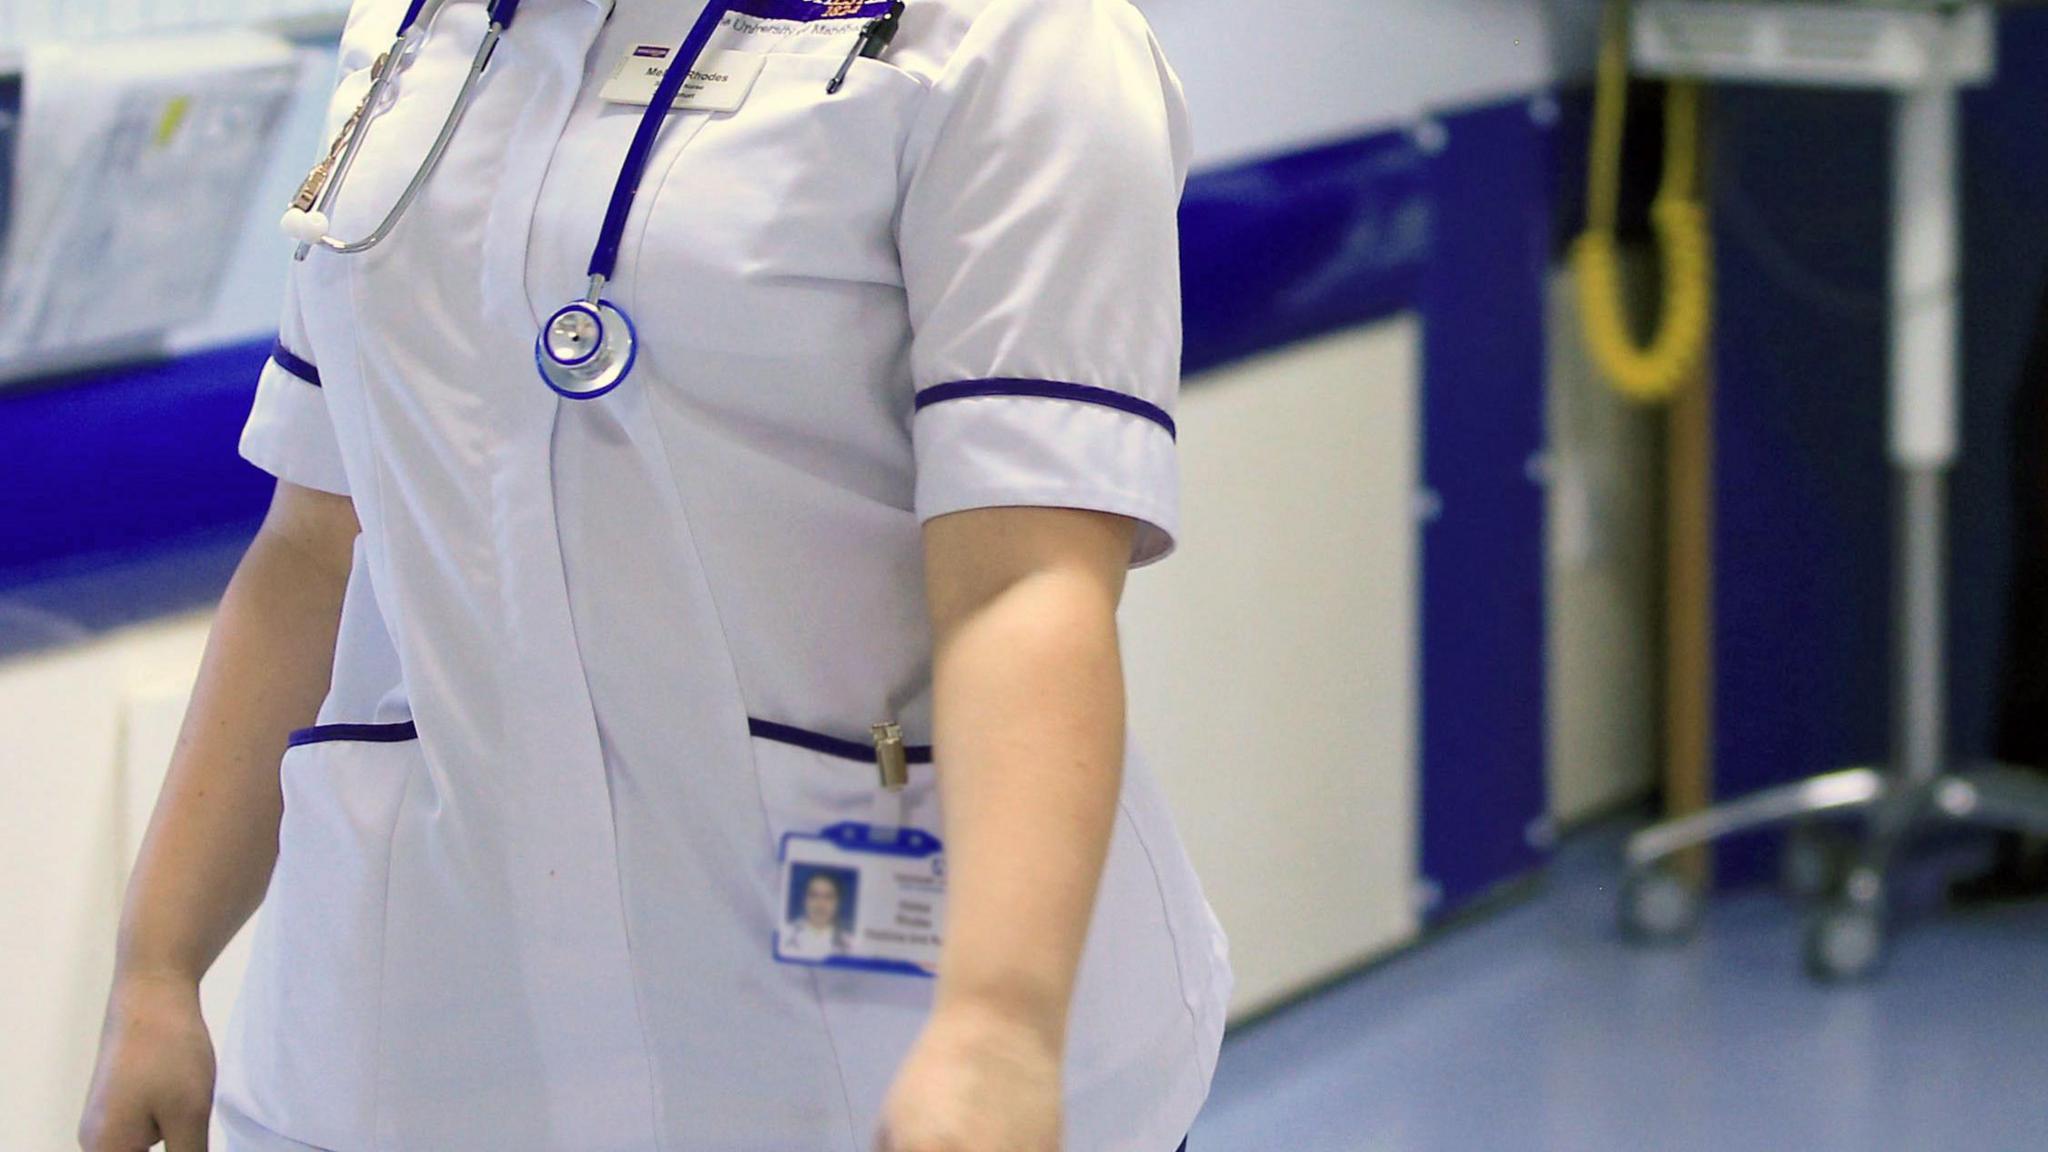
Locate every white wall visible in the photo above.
<box><xmin>1142</xmin><ymin>0</ymin><xmax>1573</xmax><ymax>167</ymax></box>
<box><xmin>0</xmin><ymin>613</ymin><xmax>258</xmax><ymax>1150</ymax></box>
<box><xmin>1125</xmin><ymin>322</ymin><xmax>1423</xmax><ymax>1015</ymax></box>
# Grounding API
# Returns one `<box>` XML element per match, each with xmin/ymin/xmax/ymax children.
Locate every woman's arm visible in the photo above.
<box><xmin>881</xmin><ymin>504</ymin><xmax>1138</xmax><ymax>1152</ymax></box>
<box><xmin>80</xmin><ymin>480</ymin><xmax>358</xmax><ymax>1152</ymax></box>
<box><xmin>116</xmin><ymin>480</ymin><xmax>357</xmax><ymax>983</ymax></box>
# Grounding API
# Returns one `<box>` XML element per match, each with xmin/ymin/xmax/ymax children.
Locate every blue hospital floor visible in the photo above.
<box><xmin>1191</xmin><ymin>825</ymin><xmax>2048</xmax><ymax>1152</ymax></box>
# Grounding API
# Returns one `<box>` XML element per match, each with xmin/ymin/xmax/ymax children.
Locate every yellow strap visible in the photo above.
<box><xmin>1572</xmin><ymin>0</ymin><xmax>1713</xmax><ymax>404</ymax></box>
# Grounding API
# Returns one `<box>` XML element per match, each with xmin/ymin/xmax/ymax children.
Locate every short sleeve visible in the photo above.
<box><xmin>239</xmin><ymin>261</ymin><xmax>351</xmax><ymax>497</ymax></box>
<box><xmin>897</xmin><ymin>0</ymin><xmax>1193</xmax><ymax>568</ymax></box>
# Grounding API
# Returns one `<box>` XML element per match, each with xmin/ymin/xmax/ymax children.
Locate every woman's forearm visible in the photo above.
<box><xmin>114</xmin><ymin>485</ymin><xmax>356</xmax><ymax>986</ymax></box>
<box><xmin>924</xmin><ymin>510</ymin><xmax>1134</xmax><ymax>1049</ymax></box>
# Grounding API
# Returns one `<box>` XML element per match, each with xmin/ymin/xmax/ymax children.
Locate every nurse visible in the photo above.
<box><xmin>80</xmin><ymin>0</ymin><xmax>1229</xmax><ymax>1149</ymax></box>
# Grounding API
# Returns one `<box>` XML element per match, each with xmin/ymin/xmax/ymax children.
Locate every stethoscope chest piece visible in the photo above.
<box><xmin>536</xmin><ymin>298</ymin><xmax>636</xmax><ymax>399</ymax></box>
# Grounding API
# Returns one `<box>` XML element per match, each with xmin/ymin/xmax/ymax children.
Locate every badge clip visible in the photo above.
<box><xmin>871</xmin><ymin>721</ymin><xmax>910</xmax><ymax>792</ymax></box>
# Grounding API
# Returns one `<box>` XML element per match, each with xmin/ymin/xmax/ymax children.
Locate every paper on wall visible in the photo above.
<box><xmin>0</xmin><ymin>30</ymin><xmax>298</xmax><ymax>370</ymax></box>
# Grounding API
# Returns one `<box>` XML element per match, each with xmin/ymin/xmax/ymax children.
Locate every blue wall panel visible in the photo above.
<box><xmin>1418</xmin><ymin>99</ymin><xmax>1554</xmax><ymax>915</ymax></box>
<box><xmin>1708</xmin><ymin>87</ymin><xmax>1894</xmax><ymax>884</ymax></box>
<box><xmin>1180</xmin><ymin>130</ymin><xmax>1429</xmax><ymax>377</ymax></box>
<box><xmin>0</xmin><ymin>342</ymin><xmax>272</xmax><ymax>590</ymax></box>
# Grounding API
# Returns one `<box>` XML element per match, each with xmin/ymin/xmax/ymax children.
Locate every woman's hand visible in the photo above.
<box><xmin>876</xmin><ymin>1004</ymin><xmax>1064</xmax><ymax>1152</ymax></box>
<box><xmin>78</xmin><ymin>971</ymin><xmax>216</xmax><ymax>1152</ymax></box>
<box><xmin>80</xmin><ymin>482</ymin><xmax>357</xmax><ymax>1152</ymax></box>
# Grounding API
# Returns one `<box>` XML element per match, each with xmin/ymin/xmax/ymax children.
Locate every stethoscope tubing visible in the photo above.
<box><xmin>295</xmin><ymin>0</ymin><xmax>520</xmax><ymax>259</ymax></box>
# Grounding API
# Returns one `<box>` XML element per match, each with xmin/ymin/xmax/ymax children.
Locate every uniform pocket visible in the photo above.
<box><xmin>623</xmin><ymin>51</ymin><xmax>928</xmax><ymax>360</ymax></box>
<box><xmin>226</xmin><ymin>727</ymin><xmax>420</xmax><ymax>1149</ymax></box>
<box><xmin>749</xmin><ymin>719</ymin><xmax>940</xmax><ymax>850</ymax></box>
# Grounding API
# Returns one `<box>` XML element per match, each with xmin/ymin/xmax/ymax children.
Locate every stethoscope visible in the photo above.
<box><xmin>280</xmin><ymin>0</ymin><xmax>904</xmax><ymax>400</ymax></box>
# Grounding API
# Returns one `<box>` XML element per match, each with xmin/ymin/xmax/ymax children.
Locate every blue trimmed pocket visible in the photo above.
<box><xmin>286</xmin><ymin>720</ymin><xmax>419</xmax><ymax>748</ymax></box>
<box><xmin>748</xmin><ymin>719</ymin><xmax>940</xmax><ymax>844</ymax></box>
<box><xmin>228</xmin><ymin>732</ymin><xmax>420</xmax><ymax>1147</ymax></box>
<box><xmin>747</xmin><ymin>718</ymin><xmax>930</xmax><ymax>765</ymax></box>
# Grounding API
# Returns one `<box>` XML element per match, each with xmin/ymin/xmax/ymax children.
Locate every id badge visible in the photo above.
<box><xmin>774</xmin><ymin>821</ymin><xmax>945</xmax><ymax>977</ymax></box>
<box><xmin>600</xmin><ymin>45</ymin><xmax>767</xmax><ymax>111</ymax></box>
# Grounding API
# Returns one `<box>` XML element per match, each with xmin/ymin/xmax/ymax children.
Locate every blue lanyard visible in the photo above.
<box><xmin>398</xmin><ymin>0</ymin><xmax>523</xmax><ymax>38</ymax></box>
<box><xmin>587</xmin><ymin>0</ymin><xmax>736</xmax><ymax>281</ymax></box>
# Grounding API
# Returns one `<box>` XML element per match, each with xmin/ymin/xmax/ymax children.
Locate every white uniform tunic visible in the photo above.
<box><xmin>224</xmin><ymin>0</ymin><xmax>1230</xmax><ymax>1148</ymax></box>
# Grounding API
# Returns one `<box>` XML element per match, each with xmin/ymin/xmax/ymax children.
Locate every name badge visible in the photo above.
<box><xmin>600</xmin><ymin>44</ymin><xmax>767</xmax><ymax>112</ymax></box>
<box><xmin>773</xmin><ymin>822</ymin><xmax>945</xmax><ymax>977</ymax></box>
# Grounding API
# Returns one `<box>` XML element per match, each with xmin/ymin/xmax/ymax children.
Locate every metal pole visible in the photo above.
<box><xmin>1890</xmin><ymin>79</ymin><xmax>1960</xmax><ymax>785</ymax></box>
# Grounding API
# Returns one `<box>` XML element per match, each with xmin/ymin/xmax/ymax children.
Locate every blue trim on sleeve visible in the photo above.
<box><xmin>286</xmin><ymin>721</ymin><xmax>420</xmax><ymax>748</ymax></box>
<box><xmin>269</xmin><ymin>338</ymin><xmax>321</xmax><ymax>388</ymax></box>
<box><xmin>914</xmin><ymin>379</ymin><xmax>1178</xmax><ymax>441</ymax></box>
<box><xmin>748</xmin><ymin>717</ymin><xmax>934</xmax><ymax>764</ymax></box>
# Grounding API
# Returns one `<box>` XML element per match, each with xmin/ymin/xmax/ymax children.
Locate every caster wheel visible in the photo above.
<box><xmin>1621</xmin><ymin>867</ymin><xmax>1700</xmax><ymax>944</ymax></box>
<box><xmin>1781</xmin><ymin>824</ymin><xmax>1852</xmax><ymax>901</ymax></box>
<box><xmin>1805</xmin><ymin>901</ymin><xmax>1886</xmax><ymax>982</ymax></box>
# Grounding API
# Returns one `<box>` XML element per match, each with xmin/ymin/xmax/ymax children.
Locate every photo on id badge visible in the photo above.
<box><xmin>780</xmin><ymin>864</ymin><xmax>859</xmax><ymax>960</ymax></box>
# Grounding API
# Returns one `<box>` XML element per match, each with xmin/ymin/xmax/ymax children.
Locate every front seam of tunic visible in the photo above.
<box><xmin>547</xmin><ymin>401</ymin><xmax>673</xmax><ymax>1151</ymax></box>
<box><xmin>515</xmin><ymin>73</ymin><xmax>595</xmax><ymax>330</ymax></box>
<box><xmin>612</xmin><ymin>45</ymin><xmax>922</xmax><ymax>1148</ymax></box>
<box><xmin>803</xmin><ymin>965</ymin><xmax>867</xmax><ymax>1150</ymax></box>
<box><xmin>369</xmin><ymin>753</ymin><xmax>411</xmax><ymax>1152</ymax></box>
<box><xmin>561</xmin><ymin>28</ymin><xmax>872</xmax><ymax>1142</ymax></box>
<box><xmin>1113</xmin><ymin>799</ymin><xmax>1201</xmax><ymax>1047</ymax></box>
<box><xmin>341</xmin><ymin>237</ymin><xmax>411</xmax><ymax>1152</ymax></box>
<box><xmin>633</xmin><ymin>368</ymin><xmax>867</xmax><ymax>1145</ymax></box>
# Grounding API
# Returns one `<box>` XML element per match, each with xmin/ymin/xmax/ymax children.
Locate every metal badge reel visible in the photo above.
<box><xmin>536</xmin><ymin>299</ymin><xmax>637</xmax><ymax>399</ymax></box>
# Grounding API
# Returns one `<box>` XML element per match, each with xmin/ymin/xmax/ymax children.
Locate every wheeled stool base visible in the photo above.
<box><xmin>1619</xmin><ymin>764</ymin><xmax>2048</xmax><ymax>979</ymax></box>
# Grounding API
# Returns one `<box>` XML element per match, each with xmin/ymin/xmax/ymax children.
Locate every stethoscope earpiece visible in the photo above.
<box><xmin>536</xmin><ymin>297</ymin><xmax>637</xmax><ymax>400</ymax></box>
<box><xmin>280</xmin><ymin>207</ymin><xmax>330</xmax><ymax>244</ymax></box>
